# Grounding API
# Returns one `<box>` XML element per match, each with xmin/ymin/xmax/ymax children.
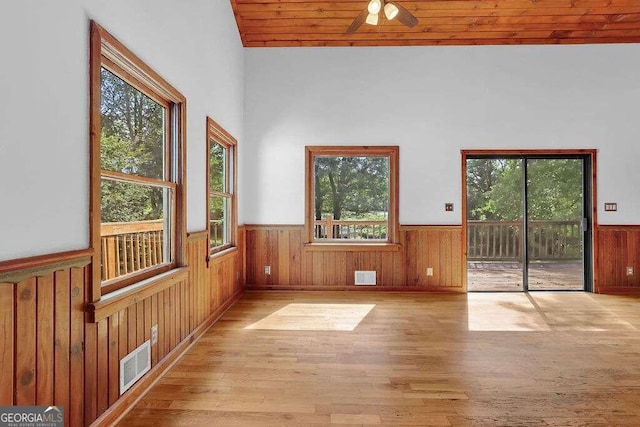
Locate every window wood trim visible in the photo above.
<box><xmin>207</xmin><ymin>117</ymin><xmax>238</xmax><ymax>257</ymax></box>
<box><xmin>304</xmin><ymin>145</ymin><xmax>400</xmax><ymax>245</ymax></box>
<box><xmin>90</xmin><ymin>21</ymin><xmax>187</xmax><ymax>301</ymax></box>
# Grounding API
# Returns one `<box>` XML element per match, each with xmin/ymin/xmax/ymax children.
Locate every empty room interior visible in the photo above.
<box><xmin>2</xmin><ymin>0</ymin><xmax>640</xmax><ymax>425</ymax></box>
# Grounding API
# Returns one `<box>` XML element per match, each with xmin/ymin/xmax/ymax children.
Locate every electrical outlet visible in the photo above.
<box><xmin>151</xmin><ymin>324</ymin><xmax>158</xmax><ymax>346</ymax></box>
<box><xmin>426</xmin><ymin>267</ymin><xmax>433</xmax><ymax>276</ymax></box>
<box><xmin>264</xmin><ymin>265</ymin><xmax>271</xmax><ymax>275</ymax></box>
<box><xmin>627</xmin><ymin>266</ymin><xmax>634</xmax><ymax>276</ymax></box>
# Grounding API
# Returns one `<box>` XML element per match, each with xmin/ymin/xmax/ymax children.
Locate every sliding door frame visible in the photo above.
<box><xmin>461</xmin><ymin>149</ymin><xmax>598</xmax><ymax>293</ymax></box>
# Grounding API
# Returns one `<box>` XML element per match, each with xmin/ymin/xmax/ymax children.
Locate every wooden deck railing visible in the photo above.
<box><xmin>101</xmin><ymin>219</ymin><xmax>225</xmax><ymax>282</ymax></box>
<box><xmin>467</xmin><ymin>220</ymin><xmax>582</xmax><ymax>261</ymax></box>
<box><xmin>101</xmin><ymin>220</ymin><xmax>164</xmax><ymax>281</ymax></box>
<box><xmin>314</xmin><ymin>216</ymin><xmax>387</xmax><ymax>240</ymax></box>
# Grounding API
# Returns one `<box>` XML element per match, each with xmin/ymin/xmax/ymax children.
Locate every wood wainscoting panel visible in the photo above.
<box><xmin>0</xmin><ymin>231</ymin><xmax>245</xmax><ymax>427</ymax></box>
<box><xmin>245</xmin><ymin>225</ymin><xmax>463</xmax><ymax>290</ymax></box>
<box><xmin>597</xmin><ymin>225</ymin><xmax>640</xmax><ymax>294</ymax></box>
<box><xmin>402</xmin><ymin>226</ymin><xmax>463</xmax><ymax>290</ymax></box>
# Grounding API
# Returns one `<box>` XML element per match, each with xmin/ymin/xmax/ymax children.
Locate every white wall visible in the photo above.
<box><xmin>0</xmin><ymin>0</ymin><xmax>243</xmax><ymax>261</ymax></box>
<box><xmin>243</xmin><ymin>45</ymin><xmax>640</xmax><ymax>226</ymax></box>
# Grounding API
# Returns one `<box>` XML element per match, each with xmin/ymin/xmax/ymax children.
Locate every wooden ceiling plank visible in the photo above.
<box><xmin>245</xmin><ymin>37</ymin><xmax>640</xmax><ymax>47</ymax></box>
<box><xmin>233</xmin><ymin>0</ymin><xmax>640</xmax><ymax>48</ymax></box>
<box><xmin>235</xmin><ymin>7</ymin><xmax>640</xmax><ymax>21</ymax></box>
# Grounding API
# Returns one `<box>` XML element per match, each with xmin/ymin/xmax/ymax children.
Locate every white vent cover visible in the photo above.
<box><xmin>355</xmin><ymin>270</ymin><xmax>376</xmax><ymax>285</ymax></box>
<box><xmin>120</xmin><ymin>340</ymin><xmax>151</xmax><ymax>395</ymax></box>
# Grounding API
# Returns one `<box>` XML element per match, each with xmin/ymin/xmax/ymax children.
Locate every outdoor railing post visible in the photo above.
<box><xmin>326</xmin><ymin>216</ymin><xmax>333</xmax><ymax>239</ymax></box>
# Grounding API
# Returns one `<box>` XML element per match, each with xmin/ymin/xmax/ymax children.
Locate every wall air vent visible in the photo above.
<box><xmin>355</xmin><ymin>270</ymin><xmax>376</xmax><ymax>285</ymax></box>
<box><xmin>120</xmin><ymin>340</ymin><xmax>151</xmax><ymax>395</ymax></box>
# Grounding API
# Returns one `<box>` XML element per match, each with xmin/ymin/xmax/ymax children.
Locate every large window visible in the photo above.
<box><xmin>208</xmin><ymin>117</ymin><xmax>237</xmax><ymax>254</ymax></box>
<box><xmin>90</xmin><ymin>22</ymin><xmax>186</xmax><ymax>295</ymax></box>
<box><xmin>305</xmin><ymin>146</ymin><xmax>399</xmax><ymax>244</ymax></box>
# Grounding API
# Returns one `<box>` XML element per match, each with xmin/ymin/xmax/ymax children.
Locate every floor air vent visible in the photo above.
<box><xmin>355</xmin><ymin>270</ymin><xmax>376</xmax><ymax>285</ymax></box>
<box><xmin>120</xmin><ymin>340</ymin><xmax>151</xmax><ymax>395</ymax></box>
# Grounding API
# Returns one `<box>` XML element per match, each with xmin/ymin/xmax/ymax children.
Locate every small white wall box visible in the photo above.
<box><xmin>120</xmin><ymin>340</ymin><xmax>151</xmax><ymax>395</ymax></box>
<box><xmin>355</xmin><ymin>270</ymin><xmax>376</xmax><ymax>285</ymax></box>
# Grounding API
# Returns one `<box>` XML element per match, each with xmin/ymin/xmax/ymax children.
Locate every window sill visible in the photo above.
<box><xmin>303</xmin><ymin>243</ymin><xmax>401</xmax><ymax>252</ymax></box>
<box><xmin>89</xmin><ymin>267</ymin><xmax>189</xmax><ymax>322</ymax></box>
<box><xmin>209</xmin><ymin>246</ymin><xmax>238</xmax><ymax>263</ymax></box>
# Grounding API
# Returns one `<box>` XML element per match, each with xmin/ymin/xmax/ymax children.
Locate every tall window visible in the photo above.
<box><xmin>208</xmin><ymin>117</ymin><xmax>237</xmax><ymax>254</ymax></box>
<box><xmin>90</xmin><ymin>22</ymin><xmax>186</xmax><ymax>295</ymax></box>
<box><xmin>305</xmin><ymin>146</ymin><xmax>399</xmax><ymax>244</ymax></box>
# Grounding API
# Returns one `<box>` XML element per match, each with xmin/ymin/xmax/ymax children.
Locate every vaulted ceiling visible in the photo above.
<box><xmin>229</xmin><ymin>0</ymin><xmax>640</xmax><ymax>47</ymax></box>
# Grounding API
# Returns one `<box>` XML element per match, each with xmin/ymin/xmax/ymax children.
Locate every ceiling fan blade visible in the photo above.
<box><xmin>391</xmin><ymin>2</ymin><xmax>418</xmax><ymax>28</ymax></box>
<box><xmin>347</xmin><ymin>8</ymin><xmax>369</xmax><ymax>34</ymax></box>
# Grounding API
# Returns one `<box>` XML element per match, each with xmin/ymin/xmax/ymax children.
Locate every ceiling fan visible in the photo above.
<box><xmin>347</xmin><ymin>0</ymin><xmax>418</xmax><ymax>34</ymax></box>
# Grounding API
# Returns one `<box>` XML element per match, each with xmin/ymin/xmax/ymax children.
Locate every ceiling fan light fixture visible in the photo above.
<box><xmin>384</xmin><ymin>3</ymin><xmax>399</xmax><ymax>20</ymax></box>
<box><xmin>367</xmin><ymin>0</ymin><xmax>382</xmax><ymax>15</ymax></box>
<box><xmin>365</xmin><ymin>12</ymin><xmax>379</xmax><ymax>25</ymax></box>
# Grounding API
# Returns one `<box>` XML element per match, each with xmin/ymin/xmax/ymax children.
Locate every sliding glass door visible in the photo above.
<box><xmin>526</xmin><ymin>159</ymin><xmax>584</xmax><ymax>290</ymax></box>
<box><xmin>466</xmin><ymin>155</ymin><xmax>591</xmax><ymax>292</ymax></box>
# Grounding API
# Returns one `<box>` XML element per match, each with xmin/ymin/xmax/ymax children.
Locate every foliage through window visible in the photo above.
<box><xmin>306</xmin><ymin>146</ymin><xmax>399</xmax><ymax>243</ymax></box>
<box><xmin>91</xmin><ymin>22</ymin><xmax>186</xmax><ymax>295</ymax></box>
<box><xmin>208</xmin><ymin>117</ymin><xmax>237</xmax><ymax>253</ymax></box>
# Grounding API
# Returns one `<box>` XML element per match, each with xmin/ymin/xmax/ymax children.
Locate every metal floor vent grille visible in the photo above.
<box><xmin>120</xmin><ymin>340</ymin><xmax>151</xmax><ymax>395</ymax></box>
<box><xmin>355</xmin><ymin>270</ymin><xmax>376</xmax><ymax>285</ymax></box>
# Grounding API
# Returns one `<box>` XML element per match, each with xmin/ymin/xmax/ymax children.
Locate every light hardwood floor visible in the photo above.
<box><xmin>119</xmin><ymin>291</ymin><xmax>640</xmax><ymax>426</ymax></box>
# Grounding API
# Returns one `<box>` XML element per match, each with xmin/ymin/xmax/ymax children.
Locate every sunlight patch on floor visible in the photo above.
<box><xmin>244</xmin><ymin>303</ymin><xmax>376</xmax><ymax>331</ymax></box>
<box><xmin>467</xmin><ymin>293</ymin><xmax>551</xmax><ymax>331</ymax></box>
<box><xmin>467</xmin><ymin>292</ymin><xmax>637</xmax><ymax>332</ymax></box>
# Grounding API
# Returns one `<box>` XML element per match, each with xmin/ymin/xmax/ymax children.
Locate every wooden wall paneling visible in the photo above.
<box><xmin>170</xmin><ymin>283</ymin><xmax>177</xmax><ymax>349</ymax></box>
<box><xmin>96</xmin><ymin>318</ymin><xmax>109</xmax><ymax>415</ymax></box>
<box><xmin>597</xmin><ymin>226</ymin><xmax>640</xmax><ymax>293</ymax></box>
<box><xmin>118</xmin><ymin>309</ymin><xmax>128</xmax><ymax>370</ymax></box>
<box><xmin>36</xmin><ymin>274</ymin><xmax>54</xmax><ymax>405</ymax></box>
<box><xmin>210</xmin><ymin>263</ymin><xmax>217</xmax><ymax>315</ymax></box>
<box><xmin>268</xmin><ymin>229</ymin><xmax>279</xmax><ymax>285</ymax></box>
<box><xmin>15</xmin><ymin>277</ymin><xmax>36</xmax><ymax>405</ymax></box>
<box><xmin>158</xmin><ymin>290</ymin><xmax>166</xmax><ymax>360</ymax></box>
<box><xmin>127</xmin><ymin>306</ymin><xmax>136</xmax><ymax>353</ymax></box>
<box><xmin>144</xmin><ymin>298</ymin><xmax>152</xmax><ymax>353</ymax></box>
<box><xmin>245</xmin><ymin>230</ymin><xmax>255</xmax><ymax>285</ymax></box>
<box><xmin>451</xmin><ymin>228</ymin><xmax>463</xmax><ymax>288</ymax></box>
<box><xmin>108</xmin><ymin>313</ymin><xmax>119</xmax><ymax>406</ymax></box>
<box><xmin>244</xmin><ymin>225</ymin><xmax>464</xmax><ymax>290</ymax></box>
<box><xmin>136</xmin><ymin>300</ymin><xmax>144</xmax><ymax>348</ymax></box>
<box><xmin>150</xmin><ymin>294</ymin><xmax>158</xmax><ymax>366</ymax></box>
<box><xmin>0</xmin><ymin>282</ymin><xmax>13</xmax><ymax>405</ymax></box>
<box><xmin>84</xmin><ymin>320</ymin><xmax>98</xmax><ymax>426</ymax></box>
<box><xmin>54</xmin><ymin>270</ymin><xmax>70</xmax><ymax>417</ymax></box>
<box><xmin>69</xmin><ymin>267</ymin><xmax>85</xmax><ymax>427</ymax></box>
<box><xmin>180</xmin><ymin>280</ymin><xmax>187</xmax><ymax>341</ymax></box>
<box><xmin>163</xmin><ymin>287</ymin><xmax>172</xmax><ymax>353</ymax></box>
<box><xmin>2</xmin><ymin>238</ymin><xmax>243</xmax><ymax>427</ymax></box>
<box><xmin>277</xmin><ymin>229</ymin><xmax>290</xmax><ymax>285</ymax></box>
<box><xmin>288</xmin><ymin>228</ymin><xmax>302</xmax><ymax>286</ymax></box>
<box><xmin>438</xmin><ymin>230</ymin><xmax>451</xmax><ymax>287</ymax></box>
<box><xmin>625</xmin><ymin>230</ymin><xmax>639</xmax><ymax>287</ymax></box>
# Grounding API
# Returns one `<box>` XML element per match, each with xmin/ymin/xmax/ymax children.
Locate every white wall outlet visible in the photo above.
<box><xmin>426</xmin><ymin>267</ymin><xmax>433</xmax><ymax>276</ymax></box>
<box><xmin>264</xmin><ymin>265</ymin><xmax>271</xmax><ymax>275</ymax></box>
<box><xmin>150</xmin><ymin>324</ymin><xmax>158</xmax><ymax>346</ymax></box>
<box><xmin>627</xmin><ymin>266</ymin><xmax>634</xmax><ymax>276</ymax></box>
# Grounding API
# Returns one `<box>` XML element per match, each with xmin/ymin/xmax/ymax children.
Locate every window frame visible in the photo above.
<box><xmin>89</xmin><ymin>21</ymin><xmax>187</xmax><ymax>299</ymax></box>
<box><xmin>207</xmin><ymin>117</ymin><xmax>237</xmax><ymax>256</ymax></box>
<box><xmin>304</xmin><ymin>146</ymin><xmax>399</xmax><ymax>245</ymax></box>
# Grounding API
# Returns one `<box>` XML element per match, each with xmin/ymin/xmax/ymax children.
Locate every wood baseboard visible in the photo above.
<box><xmin>596</xmin><ymin>286</ymin><xmax>640</xmax><ymax>295</ymax></box>
<box><xmin>90</xmin><ymin>287</ymin><xmax>245</xmax><ymax>427</ymax></box>
<box><xmin>245</xmin><ymin>284</ymin><xmax>464</xmax><ymax>293</ymax></box>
